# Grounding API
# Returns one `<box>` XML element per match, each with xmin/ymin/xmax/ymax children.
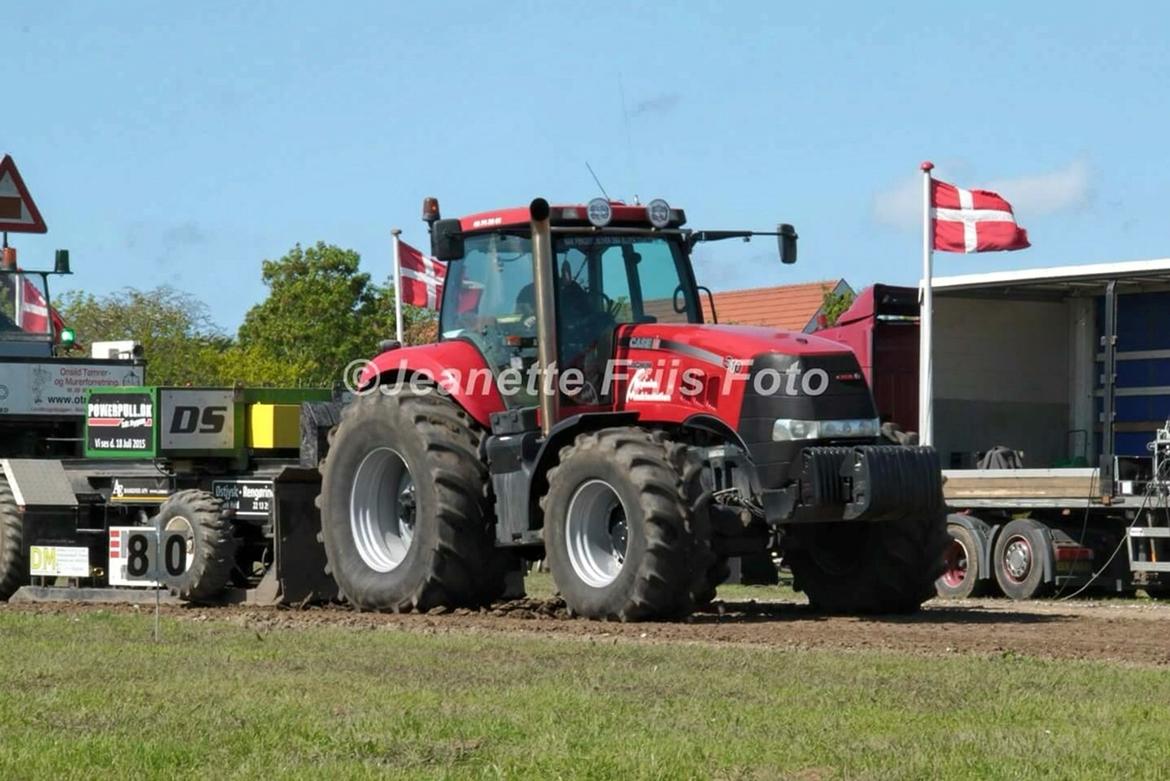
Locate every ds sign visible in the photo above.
<box><xmin>160</xmin><ymin>389</ymin><xmax>234</xmax><ymax>451</ymax></box>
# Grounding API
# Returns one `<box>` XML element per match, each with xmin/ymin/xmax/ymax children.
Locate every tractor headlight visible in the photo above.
<box><xmin>772</xmin><ymin>417</ymin><xmax>880</xmax><ymax>441</ymax></box>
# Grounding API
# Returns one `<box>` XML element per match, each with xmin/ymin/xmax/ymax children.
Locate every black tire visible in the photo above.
<box><xmin>0</xmin><ymin>476</ymin><xmax>26</xmax><ymax>601</ymax></box>
<box><xmin>739</xmin><ymin>552</ymin><xmax>780</xmax><ymax>585</ymax></box>
<box><xmin>159</xmin><ymin>489</ymin><xmax>239</xmax><ymax>603</ymax></box>
<box><xmin>784</xmin><ymin>513</ymin><xmax>950</xmax><ymax>614</ymax></box>
<box><xmin>318</xmin><ymin>389</ymin><xmax>508</xmax><ymax>612</ymax></box>
<box><xmin>993</xmin><ymin>518</ymin><xmax>1053</xmax><ymax>600</ymax></box>
<box><xmin>541</xmin><ymin>428</ymin><xmax>705</xmax><ymax>621</ymax></box>
<box><xmin>1143</xmin><ymin>585</ymin><xmax>1170</xmax><ymax>600</ymax></box>
<box><xmin>935</xmin><ymin>522</ymin><xmax>990</xmax><ymax>599</ymax></box>
<box><xmin>694</xmin><ymin>556</ymin><xmax>730</xmax><ymax>605</ymax></box>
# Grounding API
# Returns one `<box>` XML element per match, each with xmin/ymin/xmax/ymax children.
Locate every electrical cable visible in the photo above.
<box><xmin>1057</xmin><ymin>452</ymin><xmax>1169</xmax><ymax>601</ymax></box>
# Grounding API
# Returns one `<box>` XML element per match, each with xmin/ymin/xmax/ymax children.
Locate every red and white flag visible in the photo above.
<box><xmin>398</xmin><ymin>240</ymin><xmax>446</xmax><ymax>309</ymax></box>
<box><xmin>930</xmin><ymin>179</ymin><xmax>1030</xmax><ymax>253</ymax></box>
<box><xmin>16</xmin><ymin>276</ymin><xmax>64</xmax><ymax>335</ymax></box>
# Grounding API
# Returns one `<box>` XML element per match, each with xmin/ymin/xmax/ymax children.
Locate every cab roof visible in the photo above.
<box><xmin>456</xmin><ymin>201</ymin><xmax>686</xmax><ymax>232</ymax></box>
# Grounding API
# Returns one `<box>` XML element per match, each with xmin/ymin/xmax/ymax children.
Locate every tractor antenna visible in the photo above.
<box><xmin>585</xmin><ymin>162</ymin><xmax>611</xmax><ymax>201</ymax></box>
<box><xmin>618</xmin><ymin>73</ymin><xmax>638</xmax><ymax>200</ymax></box>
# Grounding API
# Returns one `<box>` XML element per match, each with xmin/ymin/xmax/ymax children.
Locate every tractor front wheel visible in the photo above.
<box><xmin>542</xmin><ymin>428</ymin><xmax>704</xmax><ymax>621</ymax></box>
<box><xmin>785</xmin><ymin>513</ymin><xmax>949</xmax><ymax>614</ymax></box>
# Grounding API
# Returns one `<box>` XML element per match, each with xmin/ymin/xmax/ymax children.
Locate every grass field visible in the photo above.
<box><xmin>1</xmin><ymin>609</ymin><xmax>1168</xmax><ymax>780</ymax></box>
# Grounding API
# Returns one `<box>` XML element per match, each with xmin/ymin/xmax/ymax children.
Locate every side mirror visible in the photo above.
<box><xmin>431</xmin><ymin>218</ymin><xmax>464</xmax><ymax>261</ymax></box>
<box><xmin>778</xmin><ymin>224</ymin><xmax>797</xmax><ymax>265</ymax></box>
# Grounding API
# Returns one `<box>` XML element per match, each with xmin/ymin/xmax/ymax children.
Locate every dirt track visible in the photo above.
<box><xmin>5</xmin><ymin>594</ymin><xmax>1169</xmax><ymax>666</ymax></box>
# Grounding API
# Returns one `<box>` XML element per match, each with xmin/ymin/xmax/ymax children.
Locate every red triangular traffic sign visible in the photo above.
<box><xmin>0</xmin><ymin>155</ymin><xmax>48</xmax><ymax>233</ymax></box>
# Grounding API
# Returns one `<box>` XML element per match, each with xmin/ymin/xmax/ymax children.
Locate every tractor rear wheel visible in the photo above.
<box><xmin>319</xmin><ymin>388</ymin><xmax>510</xmax><ymax>612</ymax></box>
<box><xmin>0</xmin><ymin>476</ymin><xmax>25</xmax><ymax>601</ymax></box>
<box><xmin>541</xmin><ymin>428</ymin><xmax>707</xmax><ymax>621</ymax></box>
<box><xmin>159</xmin><ymin>489</ymin><xmax>239</xmax><ymax>603</ymax></box>
<box><xmin>785</xmin><ymin>513</ymin><xmax>949</xmax><ymax>614</ymax></box>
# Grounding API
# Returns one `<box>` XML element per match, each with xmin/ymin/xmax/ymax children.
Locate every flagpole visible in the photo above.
<box><xmin>392</xmin><ymin>229</ymin><xmax>404</xmax><ymax>344</ymax></box>
<box><xmin>919</xmin><ymin>161</ymin><xmax>934</xmax><ymax>447</ymax></box>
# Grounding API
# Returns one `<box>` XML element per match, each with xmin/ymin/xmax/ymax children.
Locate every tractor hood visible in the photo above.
<box><xmin>616</xmin><ymin>322</ymin><xmax>856</xmax><ymax>368</ymax></box>
<box><xmin>613</xmin><ymin>322</ymin><xmax>877</xmax><ymax>491</ymax></box>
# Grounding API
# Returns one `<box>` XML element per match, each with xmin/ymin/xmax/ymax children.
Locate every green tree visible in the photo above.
<box><xmin>236</xmin><ymin>242</ymin><xmax>438</xmax><ymax>386</ymax></box>
<box><xmin>56</xmin><ymin>286</ymin><xmax>226</xmax><ymax>385</ymax></box>
<box><xmin>367</xmin><ymin>279</ymin><xmax>439</xmax><ymax>347</ymax></box>
<box><xmin>819</xmin><ymin>286</ymin><xmax>855</xmax><ymax>328</ymax></box>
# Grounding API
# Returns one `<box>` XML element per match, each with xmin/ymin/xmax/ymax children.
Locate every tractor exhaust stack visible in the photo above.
<box><xmin>529</xmin><ymin>197</ymin><xmax>558</xmax><ymax>436</ymax></box>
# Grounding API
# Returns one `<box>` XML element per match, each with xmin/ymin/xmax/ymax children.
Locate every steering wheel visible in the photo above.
<box><xmin>672</xmin><ymin>285</ymin><xmax>687</xmax><ymax>313</ymax></box>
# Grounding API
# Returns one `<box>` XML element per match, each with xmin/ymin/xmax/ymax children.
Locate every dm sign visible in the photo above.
<box><xmin>85</xmin><ymin>391</ymin><xmax>157</xmax><ymax>457</ymax></box>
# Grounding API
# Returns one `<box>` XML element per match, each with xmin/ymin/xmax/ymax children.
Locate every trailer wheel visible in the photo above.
<box><xmin>541</xmin><ymin>428</ymin><xmax>703</xmax><ymax>621</ymax></box>
<box><xmin>0</xmin><ymin>476</ymin><xmax>26</xmax><ymax>601</ymax></box>
<box><xmin>935</xmin><ymin>522</ymin><xmax>989</xmax><ymax>599</ymax></box>
<box><xmin>319</xmin><ymin>389</ymin><xmax>509</xmax><ymax>612</ymax></box>
<box><xmin>993</xmin><ymin>518</ymin><xmax>1052</xmax><ymax>600</ymax></box>
<box><xmin>785</xmin><ymin>512</ymin><xmax>949</xmax><ymax>614</ymax></box>
<box><xmin>159</xmin><ymin>489</ymin><xmax>239</xmax><ymax>603</ymax></box>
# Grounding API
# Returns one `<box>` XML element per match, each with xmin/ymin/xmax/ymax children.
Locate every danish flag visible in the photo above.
<box><xmin>16</xmin><ymin>276</ymin><xmax>64</xmax><ymax>335</ymax></box>
<box><xmin>930</xmin><ymin>179</ymin><xmax>1030</xmax><ymax>253</ymax></box>
<box><xmin>398</xmin><ymin>240</ymin><xmax>446</xmax><ymax>309</ymax></box>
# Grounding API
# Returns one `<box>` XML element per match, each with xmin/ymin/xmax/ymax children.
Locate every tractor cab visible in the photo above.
<box><xmin>427</xmin><ymin>198</ymin><xmax>794</xmax><ymax>415</ymax></box>
<box><xmin>0</xmin><ymin>247</ymin><xmax>145</xmax><ymax>458</ymax></box>
<box><xmin>0</xmin><ymin>249</ymin><xmax>68</xmax><ymax>359</ymax></box>
<box><xmin>432</xmin><ymin>201</ymin><xmax>711</xmax><ymax>409</ymax></box>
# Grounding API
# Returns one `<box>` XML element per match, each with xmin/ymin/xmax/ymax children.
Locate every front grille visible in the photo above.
<box><xmin>737</xmin><ymin>352</ymin><xmax>878</xmax><ymax>489</ymax></box>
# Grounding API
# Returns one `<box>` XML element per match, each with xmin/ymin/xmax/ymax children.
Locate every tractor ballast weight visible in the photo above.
<box><xmin>318</xmin><ymin>196</ymin><xmax>948</xmax><ymax>620</ymax></box>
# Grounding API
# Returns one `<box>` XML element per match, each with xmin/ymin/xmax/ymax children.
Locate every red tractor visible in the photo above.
<box><xmin>319</xmin><ymin>198</ymin><xmax>948</xmax><ymax>620</ymax></box>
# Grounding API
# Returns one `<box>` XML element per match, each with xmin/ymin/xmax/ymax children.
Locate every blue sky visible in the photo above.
<box><xmin>7</xmin><ymin>1</ymin><xmax>1169</xmax><ymax>331</ymax></box>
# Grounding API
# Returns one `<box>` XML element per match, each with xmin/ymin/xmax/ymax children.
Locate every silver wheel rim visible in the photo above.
<box><xmin>1003</xmin><ymin>535</ymin><xmax>1032</xmax><ymax>582</ymax></box>
<box><xmin>350</xmin><ymin>447</ymin><xmax>416</xmax><ymax>573</ymax></box>
<box><xmin>565</xmin><ymin>479</ymin><xmax>629</xmax><ymax>588</ymax></box>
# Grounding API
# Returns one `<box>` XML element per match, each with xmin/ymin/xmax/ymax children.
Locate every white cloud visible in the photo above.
<box><xmin>984</xmin><ymin>160</ymin><xmax>1091</xmax><ymax>217</ymax></box>
<box><xmin>872</xmin><ymin>174</ymin><xmax>922</xmax><ymax>231</ymax></box>
<box><xmin>873</xmin><ymin>159</ymin><xmax>1092</xmax><ymax>231</ymax></box>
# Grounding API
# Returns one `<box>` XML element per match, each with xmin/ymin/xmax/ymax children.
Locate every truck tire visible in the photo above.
<box><xmin>318</xmin><ymin>389</ymin><xmax>507</xmax><ymax>612</ymax></box>
<box><xmin>993</xmin><ymin>518</ymin><xmax>1052</xmax><ymax>600</ymax></box>
<box><xmin>935</xmin><ymin>522</ymin><xmax>989</xmax><ymax>599</ymax></box>
<box><xmin>0</xmin><ymin>476</ymin><xmax>25</xmax><ymax>601</ymax></box>
<box><xmin>785</xmin><ymin>513</ymin><xmax>949</xmax><ymax>614</ymax></box>
<box><xmin>541</xmin><ymin>428</ymin><xmax>704</xmax><ymax>621</ymax></box>
<box><xmin>159</xmin><ymin>489</ymin><xmax>239</xmax><ymax>603</ymax></box>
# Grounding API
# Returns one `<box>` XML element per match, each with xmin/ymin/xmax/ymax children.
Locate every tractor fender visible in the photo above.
<box><xmin>361</xmin><ymin>340</ymin><xmax>506</xmax><ymax>429</ymax></box>
<box><xmin>946</xmin><ymin>512</ymin><xmax>995</xmax><ymax>582</ymax></box>
<box><xmin>527</xmin><ymin>412</ymin><xmax>640</xmax><ymax>530</ymax></box>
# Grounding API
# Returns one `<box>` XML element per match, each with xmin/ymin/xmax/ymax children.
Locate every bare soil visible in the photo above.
<box><xmin>5</xmin><ymin>593</ymin><xmax>1168</xmax><ymax>666</ymax></box>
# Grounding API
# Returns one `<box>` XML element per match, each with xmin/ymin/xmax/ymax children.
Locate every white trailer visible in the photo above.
<box><xmin>924</xmin><ymin>258</ymin><xmax>1170</xmax><ymax>599</ymax></box>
